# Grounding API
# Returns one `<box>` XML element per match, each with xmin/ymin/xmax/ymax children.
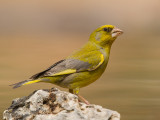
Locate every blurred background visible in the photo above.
<box><xmin>0</xmin><ymin>0</ymin><xmax>160</xmax><ymax>120</ymax></box>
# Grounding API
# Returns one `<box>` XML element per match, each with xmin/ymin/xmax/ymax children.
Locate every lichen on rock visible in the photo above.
<box><xmin>3</xmin><ymin>88</ymin><xmax>120</xmax><ymax>120</ymax></box>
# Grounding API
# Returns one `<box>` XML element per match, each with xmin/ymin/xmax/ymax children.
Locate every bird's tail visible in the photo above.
<box><xmin>10</xmin><ymin>79</ymin><xmax>41</xmax><ymax>89</ymax></box>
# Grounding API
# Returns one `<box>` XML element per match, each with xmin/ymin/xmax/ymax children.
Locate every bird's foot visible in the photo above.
<box><xmin>77</xmin><ymin>94</ymin><xmax>90</xmax><ymax>105</ymax></box>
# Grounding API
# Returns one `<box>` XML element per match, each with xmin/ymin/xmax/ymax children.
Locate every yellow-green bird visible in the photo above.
<box><xmin>11</xmin><ymin>25</ymin><xmax>123</xmax><ymax>104</ymax></box>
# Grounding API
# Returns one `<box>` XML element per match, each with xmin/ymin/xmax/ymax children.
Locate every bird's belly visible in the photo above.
<box><xmin>59</xmin><ymin>62</ymin><xmax>108</xmax><ymax>89</ymax></box>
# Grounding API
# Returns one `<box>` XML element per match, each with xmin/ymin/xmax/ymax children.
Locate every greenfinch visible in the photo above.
<box><xmin>11</xmin><ymin>25</ymin><xmax>123</xmax><ymax>104</ymax></box>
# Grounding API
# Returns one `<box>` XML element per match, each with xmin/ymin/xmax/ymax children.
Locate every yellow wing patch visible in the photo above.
<box><xmin>99</xmin><ymin>54</ymin><xmax>105</xmax><ymax>66</ymax></box>
<box><xmin>52</xmin><ymin>69</ymin><xmax>76</xmax><ymax>76</ymax></box>
<box><xmin>88</xmin><ymin>54</ymin><xmax>104</xmax><ymax>71</ymax></box>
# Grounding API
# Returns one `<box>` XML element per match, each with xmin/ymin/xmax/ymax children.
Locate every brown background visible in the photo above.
<box><xmin>0</xmin><ymin>0</ymin><xmax>160</xmax><ymax>120</ymax></box>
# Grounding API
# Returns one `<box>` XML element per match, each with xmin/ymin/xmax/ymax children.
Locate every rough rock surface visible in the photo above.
<box><xmin>3</xmin><ymin>88</ymin><xmax>120</xmax><ymax>120</ymax></box>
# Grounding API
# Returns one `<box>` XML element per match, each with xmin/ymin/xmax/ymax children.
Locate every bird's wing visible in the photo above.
<box><xmin>30</xmin><ymin>51</ymin><xmax>104</xmax><ymax>79</ymax></box>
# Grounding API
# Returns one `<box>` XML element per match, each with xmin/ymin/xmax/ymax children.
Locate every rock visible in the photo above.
<box><xmin>3</xmin><ymin>88</ymin><xmax>120</xmax><ymax>120</ymax></box>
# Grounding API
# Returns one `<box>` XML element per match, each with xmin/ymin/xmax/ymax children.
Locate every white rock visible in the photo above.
<box><xmin>3</xmin><ymin>88</ymin><xmax>120</xmax><ymax>120</ymax></box>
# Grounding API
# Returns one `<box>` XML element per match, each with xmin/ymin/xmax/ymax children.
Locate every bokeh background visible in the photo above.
<box><xmin>0</xmin><ymin>0</ymin><xmax>160</xmax><ymax>120</ymax></box>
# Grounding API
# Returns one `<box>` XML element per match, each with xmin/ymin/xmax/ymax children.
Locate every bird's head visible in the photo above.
<box><xmin>89</xmin><ymin>25</ymin><xmax>123</xmax><ymax>47</ymax></box>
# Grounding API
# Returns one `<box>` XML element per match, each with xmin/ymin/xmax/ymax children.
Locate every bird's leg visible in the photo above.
<box><xmin>77</xmin><ymin>94</ymin><xmax>90</xmax><ymax>105</ymax></box>
<box><xmin>69</xmin><ymin>88</ymin><xmax>90</xmax><ymax>105</ymax></box>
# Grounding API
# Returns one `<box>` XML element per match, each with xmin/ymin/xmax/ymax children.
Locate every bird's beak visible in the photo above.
<box><xmin>111</xmin><ymin>28</ymin><xmax>123</xmax><ymax>38</ymax></box>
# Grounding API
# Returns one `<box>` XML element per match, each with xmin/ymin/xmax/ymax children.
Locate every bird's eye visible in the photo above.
<box><xmin>103</xmin><ymin>27</ymin><xmax>112</xmax><ymax>32</ymax></box>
